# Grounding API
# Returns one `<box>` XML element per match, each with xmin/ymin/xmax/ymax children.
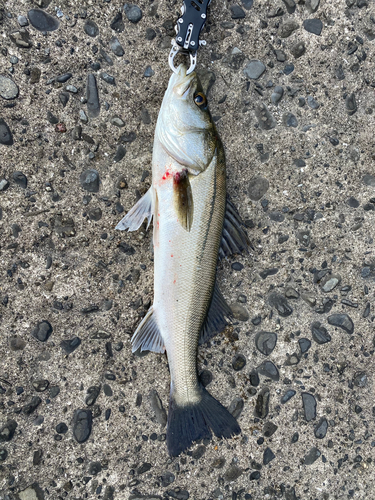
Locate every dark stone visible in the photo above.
<box><xmin>110</xmin><ymin>36</ymin><xmax>125</xmax><ymax>56</ymax></box>
<box><xmin>110</xmin><ymin>12</ymin><xmax>124</xmax><ymax>32</ymax></box>
<box><xmin>199</xmin><ymin>370</ymin><xmax>213</xmax><ymax>388</ymax></box>
<box><xmin>283</xmin><ymin>63</ymin><xmax>294</xmax><ymax>75</ymax></box>
<box><xmin>31</xmin><ymin>320</ymin><xmax>53</xmax><ymax>342</ymax></box>
<box><xmin>282</xmin><ymin>0</ymin><xmax>296</xmax><ymax>13</ymax></box>
<box><xmin>255</xmin><ymin>104</ymin><xmax>276</xmax><ymax>130</ymax></box>
<box><xmin>56</xmin><ymin>73</ymin><xmax>72</xmax><ymax>83</ymax></box>
<box><xmin>263</xmin><ymin>447</ymin><xmax>275</xmax><ymax>465</ymax></box>
<box><xmin>283</xmin><ymin>112</ymin><xmax>298</xmax><ymax>127</ymax></box>
<box><xmin>9</xmin><ymin>336</ymin><xmax>26</xmax><ymax>351</ymax></box>
<box><xmin>271</xmin><ymin>86</ymin><xmax>284</xmax><ymax>104</ymax></box>
<box><xmin>268</xmin><ymin>292</ymin><xmax>293</xmax><ymax>317</ymax></box>
<box><xmin>9</xmin><ymin>29</ymin><xmax>32</xmax><ymax>49</ymax></box>
<box><xmin>166</xmin><ymin>490</ymin><xmax>189</xmax><ymax>500</ymax></box>
<box><xmin>290</xmin><ymin>41</ymin><xmax>306</xmax><ymax>58</ymax></box>
<box><xmin>346</xmin><ymin>93</ymin><xmax>357</xmax><ymax>115</ymax></box>
<box><xmin>353</xmin><ymin>371</ymin><xmax>367</xmax><ymax>388</ymax></box>
<box><xmin>73</xmin><ymin>409</ymin><xmax>92</xmax><ymax>443</ymax></box>
<box><xmin>56</xmin><ymin>422</ymin><xmax>68</xmax><ymax>434</ymax></box>
<box><xmin>248</xmin><ymin>175</ymin><xmax>269</xmax><ymax>200</ymax></box>
<box><xmin>274</xmin><ymin>50</ymin><xmax>286</xmax><ymax>62</ymax></box>
<box><xmin>86</xmin><ymin>74</ymin><xmax>100</xmax><ymax>118</ymax></box>
<box><xmin>250</xmin><ymin>471</ymin><xmax>260</xmax><ymax>480</ymax></box>
<box><xmin>363</xmin><ymin>174</ymin><xmax>375</xmax><ymax>187</ymax></box>
<box><xmin>103</xmin><ymin>384</ymin><xmax>112</xmax><ymax>396</ymax></box>
<box><xmin>232</xmin><ymin>354</ymin><xmax>246</xmax><ymax>371</ymax></box>
<box><xmin>28</xmin><ymin>9</ymin><xmax>60</xmax><ymax>31</ymax></box>
<box><xmin>0</xmin><ymin>420</ymin><xmax>17</xmax><ymax>442</ymax></box>
<box><xmin>280</xmin><ymin>390</ymin><xmax>296</xmax><ymax>404</ymax></box>
<box><xmin>124</xmin><ymin>4</ymin><xmax>143</xmax><ymax>23</ymax></box>
<box><xmin>100</xmin><ymin>72</ymin><xmax>116</xmax><ymax>85</ymax></box>
<box><xmin>23</xmin><ymin>396</ymin><xmax>42</xmax><ymax>415</ymax></box>
<box><xmin>263</xmin><ymin>421</ymin><xmax>278</xmax><ymax>437</ymax></box>
<box><xmin>255</xmin><ymin>387</ymin><xmax>270</xmax><ymax>418</ymax></box>
<box><xmin>84</xmin><ymin>19</ymin><xmax>99</xmax><ymax>37</ymax></box>
<box><xmin>0</xmin><ymin>119</ymin><xmax>13</xmax><ymax>146</ymax></box>
<box><xmin>257</xmin><ymin>361</ymin><xmax>279</xmax><ymax>381</ymax></box>
<box><xmin>303</xmin><ymin>19</ymin><xmax>323</xmax><ymax>35</ymax></box>
<box><xmin>230</xmin><ymin>5</ymin><xmax>246</xmax><ymax>19</ymax></box>
<box><xmin>80</xmin><ymin>169</ymin><xmax>99</xmax><ymax>192</ymax></box>
<box><xmin>88</xmin><ymin>207</ymin><xmax>102</xmax><ymax>221</ymax></box>
<box><xmin>89</xmin><ymin>461</ymin><xmax>102</xmax><ymax>475</ymax></box>
<box><xmin>145</xmin><ymin>28</ymin><xmax>156</xmax><ymax>40</ymax></box>
<box><xmin>255</xmin><ymin>331</ymin><xmax>277</xmax><ymax>355</ymax></box>
<box><xmin>302</xmin><ymin>392</ymin><xmax>316</xmax><ymax>421</ymax></box>
<box><xmin>250</xmin><ymin>370</ymin><xmax>260</xmax><ymax>387</ymax></box>
<box><xmin>298</xmin><ymin>338</ymin><xmax>311</xmax><ymax>354</ymax></box>
<box><xmin>33</xmin><ymin>449</ymin><xmax>42</xmax><ymax>465</ymax></box>
<box><xmin>224</xmin><ymin>465</ymin><xmax>243</xmax><ymax>481</ymax></box>
<box><xmin>160</xmin><ymin>471</ymin><xmax>175</xmax><ymax>487</ymax></box>
<box><xmin>137</xmin><ymin>462</ymin><xmax>152</xmax><ymax>474</ymax></box>
<box><xmin>86</xmin><ymin>386</ymin><xmax>101</xmax><ymax>406</ymax></box>
<box><xmin>228</xmin><ymin>397</ymin><xmax>244</xmax><ymax>418</ymax></box>
<box><xmin>46</xmin><ymin>111</ymin><xmax>58</xmax><ymax>124</ymax></box>
<box><xmin>327</xmin><ymin>314</ymin><xmax>354</xmax><ymax>334</ymax></box>
<box><xmin>59</xmin><ymin>92</ymin><xmax>69</xmax><ymax>107</ymax></box>
<box><xmin>280</xmin><ymin>20</ymin><xmax>299</xmax><ymax>38</ymax></box>
<box><xmin>60</xmin><ymin>337</ymin><xmax>81</xmax><ymax>354</ymax></box>
<box><xmin>304</xmin><ymin>447</ymin><xmax>321</xmax><ymax>465</ymax></box>
<box><xmin>311</xmin><ymin>322</ymin><xmax>331</xmax><ymax>344</ymax></box>
<box><xmin>314</xmin><ymin>417</ymin><xmax>328</xmax><ymax>439</ymax></box>
<box><xmin>347</xmin><ymin>196</ymin><xmax>359</xmax><ymax>208</ymax></box>
<box><xmin>32</xmin><ymin>380</ymin><xmax>49</xmax><ymax>392</ymax></box>
<box><xmin>150</xmin><ymin>389</ymin><xmax>167</xmax><ymax>426</ymax></box>
<box><xmin>259</xmin><ymin>268</ymin><xmax>278</xmax><ymax>279</ymax></box>
<box><xmin>243</xmin><ymin>60</ymin><xmax>266</xmax><ymax>79</ymax></box>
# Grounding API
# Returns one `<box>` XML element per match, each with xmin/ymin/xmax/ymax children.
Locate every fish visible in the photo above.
<box><xmin>116</xmin><ymin>64</ymin><xmax>250</xmax><ymax>456</ymax></box>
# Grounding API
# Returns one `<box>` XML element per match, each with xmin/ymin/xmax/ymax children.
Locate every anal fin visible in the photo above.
<box><xmin>116</xmin><ymin>187</ymin><xmax>153</xmax><ymax>232</ymax></box>
<box><xmin>219</xmin><ymin>198</ymin><xmax>252</xmax><ymax>259</ymax></box>
<box><xmin>199</xmin><ymin>284</ymin><xmax>232</xmax><ymax>345</ymax></box>
<box><xmin>131</xmin><ymin>307</ymin><xmax>165</xmax><ymax>354</ymax></box>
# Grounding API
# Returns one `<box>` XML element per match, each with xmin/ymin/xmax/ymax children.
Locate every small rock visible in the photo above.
<box><xmin>232</xmin><ymin>354</ymin><xmax>246</xmax><ymax>371</ymax></box>
<box><xmin>254</xmin><ymin>104</ymin><xmax>276</xmax><ymax>130</ymax></box>
<box><xmin>248</xmin><ymin>175</ymin><xmax>269</xmax><ymax>200</ymax></box>
<box><xmin>269</xmin><ymin>292</ymin><xmax>293</xmax><ymax>317</ymax></box>
<box><xmin>285</xmin><ymin>287</ymin><xmax>299</xmax><ymax>299</ymax></box>
<box><xmin>303</xmin><ymin>19</ymin><xmax>323</xmax><ymax>35</ymax></box>
<box><xmin>346</xmin><ymin>93</ymin><xmax>357</xmax><ymax>115</ymax></box>
<box><xmin>290</xmin><ymin>41</ymin><xmax>306</xmax><ymax>59</ymax></box>
<box><xmin>306</xmin><ymin>0</ymin><xmax>320</xmax><ymax>12</ymax></box>
<box><xmin>56</xmin><ymin>422</ymin><xmax>68</xmax><ymax>434</ymax></box>
<box><xmin>18</xmin><ymin>483</ymin><xmax>45</xmax><ymax>500</ymax></box>
<box><xmin>0</xmin><ymin>179</ymin><xmax>10</xmax><ymax>191</ymax></box>
<box><xmin>263</xmin><ymin>421</ymin><xmax>278</xmax><ymax>437</ymax></box>
<box><xmin>302</xmin><ymin>392</ymin><xmax>316</xmax><ymax>421</ymax></box>
<box><xmin>243</xmin><ymin>60</ymin><xmax>266</xmax><ymax>80</ymax></box>
<box><xmin>224</xmin><ymin>465</ymin><xmax>243</xmax><ymax>481</ymax></box>
<box><xmin>255</xmin><ymin>331</ymin><xmax>277</xmax><ymax>355</ymax></box>
<box><xmin>199</xmin><ymin>370</ymin><xmax>212</xmax><ymax>387</ymax></box>
<box><xmin>111</xmin><ymin>12</ymin><xmax>125</xmax><ymax>32</ymax></box>
<box><xmin>124</xmin><ymin>4</ymin><xmax>143</xmax><ymax>23</ymax></box>
<box><xmin>314</xmin><ymin>417</ymin><xmax>328</xmax><ymax>439</ymax></box>
<box><xmin>255</xmin><ymin>387</ymin><xmax>270</xmax><ymax>418</ymax></box>
<box><xmin>86</xmin><ymin>386</ymin><xmax>101</xmax><ymax>406</ymax></box>
<box><xmin>31</xmin><ymin>320</ymin><xmax>53</xmax><ymax>342</ymax></box>
<box><xmin>84</xmin><ymin>19</ymin><xmax>99</xmax><ymax>37</ymax></box>
<box><xmin>86</xmin><ymin>74</ymin><xmax>100</xmax><ymax>118</ymax></box>
<box><xmin>274</xmin><ymin>49</ymin><xmax>286</xmax><ymax>62</ymax></box>
<box><xmin>280</xmin><ymin>20</ymin><xmax>299</xmax><ymax>38</ymax></box>
<box><xmin>111</xmin><ymin>116</ymin><xmax>125</xmax><ymax>127</ymax></box>
<box><xmin>311</xmin><ymin>322</ymin><xmax>331</xmax><ymax>344</ymax></box>
<box><xmin>230</xmin><ymin>303</ymin><xmax>249</xmax><ymax>321</ymax></box>
<box><xmin>228</xmin><ymin>397</ymin><xmax>244</xmax><ymax>418</ymax></box>
<box><xmin>23</xmin><ymin>396</ymin><xmax>42</xmax><ymax>415</ymax></box>
<box><xmin>353</xmin><ymin>371</ymin><xmax>367</xmax><ymax>388</ymax></box>
<box><xmin>307</xmin><ymin>96</ymin><xmax>319</xmax><ymax>109</ymax></box>
<box><xmin>100</xmin><ymin>72</ymin><xmax>116</xmax><ymax>85</ymax></box>
<box><xmin>327</xmin><ymin>313</ymin><xmax>354</xmax><ymax>334</ymax></box>
<box><xmin>9</xmin><ymin>336</ymin><xmax>26</xmax><ymax>351</ymax></box>
<box><xmin>33</xmin><ymin>449</ymin><xmax>42</xmax><ymax>465</ymax></box>
<box><xmin>150</xmin><ymin>389</ymin><xmax>167</xmax><ymax>426</ymax></box>
<box><xmin>73</xmin><ymin>409</ymin><xmax>92</xmax><ymax>443</ymax></box>
<box><xmin>281</xmin><ymin>390</ymin><xmax>296</xmax><ymax>404</ymax></box>
<box><xmin>271</xmin><ymin>86</ymin><xmax>284</xmax><ymax>104</ymax></box>
<box><xmin>18</xmin><ymin>15</ymin><xmax>29</xmax><ymax>27</ymax></box>
<box><xmin>80</xmin><ymin>169</ymin><xmax>99</xmax><ymax>192</ymax></box>
<box><xmin>257</xmin><ymin>360</ymin><xmax>279</xmax><ymax>381</ymax></box>
<box><xmin>321</xmin><ymin>274</ymin><xmax>341</xmax><ymax>292</ymax></box>
<box><xmin>109</xmin><ymin>36</ymin><xmax>125</xmax><ymax>56</ymax></box>
<box><xmin>283</xmin><ymin>112</ymin><xmax>298</xmax><ymax>127</ymax></box>
<box><xmin>0</xmin><ymin>420</ymin><xmax>17</xmax><ymax>442</ymax></box>
<box><xmin>298</xmin><ymin>338</ymin><xmax>311</xmax><ymax>355</ymax></box>
<box><xmin>304</xmin><ymin>447</ymin><xmax>321</xmax><ymax>465</ymax></box>
<box><xmin>0</xmin><ymin>76</ymin><xmax>19</xmax><ymax>100</ymax></box>
<box><xmin>263</xmin><ymin>447</ymin><xmax>275</xmax><ymax>465</ymax></box>
<box><xmin>32</xmin><ymin>380</ymin><xmax>49</xmax><ymax>392</ymax></box>
<box><xmin>230</xmin><ymin>5</ymin><xmax>246</xmax><ymax>19</ymax></box>
<box><xmin>0</xmin><ymin>119</ymin><xmax>13</xmax><ymax>146</ymax></box>
<box><xmin>61</xmin><ymin>337</ymin><xmax>81</xmax><ymax>354</ymax></box>
<box><xmin>282</xmin><ymin>0</ymin><xmax>296</xmax><ymax>13</ymax></box>
<box><xmin>28</xmin><ymin>9</ymin><xmax>60</xmax><ymax>31</ymax></box>
<box><xmin>144</xmin><ymin>66</ymin><xmax>154</xmax><ymax>77</ymax></box>
<box><xmin>362</xmin><ymin>174</ymin><xmax>375</xmax><ymax>187</ymax></box>
<box><xmin>9</xmin><ymin>29</ymin><xmax>32</xmax><ymax>49</ymax></box>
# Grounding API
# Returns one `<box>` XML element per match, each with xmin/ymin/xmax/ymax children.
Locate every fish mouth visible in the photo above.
<box><xmin>171</xmin><ymin>64</ymin><xmax>196</xmax><ymax>98</ymax></box>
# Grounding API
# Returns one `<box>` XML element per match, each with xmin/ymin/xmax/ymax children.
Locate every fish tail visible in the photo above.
<box><xmin>167</xmin><ymin>384</ymin><xmax>241</xmax><ymax>456</ymax></box>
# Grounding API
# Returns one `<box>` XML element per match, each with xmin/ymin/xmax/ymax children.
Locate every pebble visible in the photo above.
<box><xmin>23</xmin><ymin>396</ymin><xmax>41</xmax><ymax>415</ymax></box>
<box><xmin>285</xmin><ymin>287</ymin><xmax>299</xmax><ymax>299</ymax></box>
<box><xmin>302</xmin><ymin>392</ymin><xmax>316</xmax><ymax>421</ymax></box>
<box><xmin>346</xmin><ymin>93</ymin><xmax>357</xmax><ymax>115</ymax></box>
<box><xmin>0</xmin><ymin>76</ymin><xmax>19</xmax><ymax>100</ymax></box>
<box><xmin>18</xmin><ymin>484</ymin><xmax>45</xmax><ymax>500</ymax></box>
<box><xmin>199</xmin><ymin>370</ymin><xmax>212</xmax><ymax>387</ymax></box>
<box><xmin>144</xmin><ymin>66</ymin><xmax>154</xmax><ymax>78</ymax></box>
<box><xmin>263</xmin><ymin>447</ymin><xmax>275</xmax><ymax>465</ymax></box>
<box><xmin>80</xmin><ymin>169</ymin><xmax>100</xmax><ymax>192</ymax></box>
<box><xmin>0</xmin><ymin>119</ymin><xmax>13</xmax><ymax>146</ymax></box>
<box><xmin>243</xmin><ymin>60</ymin><xmax>266</xmax><ymax>80</ymax></box>
<box><xmin>161</xmin><ymin>471</ymin><xmax>175</xmax><ymax>486</ymax></box>
<box><xmin>274</xmin><ymin>49</ymin><xmax>286</xmax><ymax>62</ymax></box>
<box><xmin>248</xmin><ymin>175</ymin><xmax>269</xmax><ymax>200</ymax></box>
<box><xmin>89</xmin><ymin>207</ymin><xmax>102</xmax><ymax>221</ymax></box>
<box><xmin>0</xmin><ymin>449</ymin><xmax>8</xmax><ymax>461</ymax></box>
<box><xmin>73</xmin><ymin>409</ymin><xmax>92</xmax><ymax>443</ymax></box>
<box><xmin>59</xmin><ymin>92</ymin><xmax>69</xmax><ymax>107</ymax></box>
<box><xmin>0</xmin><ymin>419</ymin><xmax>17</xmax><ymax>442</ymax></box>
<box><xmin>28</xmin><ymin>9</ymin><xmax>60</xmax><ymax>31</ymax></box>
<box><xmin>60</xmin><ymin>337</ymin><xmax>81</xmax><ymax>354</ymax></box>
<box><xmin>110</xmin><ymin>12</ymin><xmax>124</xmax><ymax>32</ymax></box>
<box><xmin>86</xmin><ymin>74</ymin><xmax>100</xmax><ymax>118</ymax></box>
<box><xmin>89</xmin><ymin>461</ymin><xmax>102</xmax><ymax>475</ymax></box>
<box><xmin>311</xmin><ymin>322</ymin><xmax>331</xmax><ymax>344</ymax></box>
<box><xmin>124</xmin><ymin>4</ymin><xmax>143</xmax><ymax>23</ymax></box>
<box><xmin>103</xmin><ymin>384</ymin><xmax>112</xmax><ymax>396</ymax></box>
<box><xmin>255</xmin><ymin>104</ymin><xmax>276</xmax><ymax>130</ymax></box>
<box><xmin>145</xmin><ymin>28</ymin><xmax>156</xmax><ymax>40</ymax></box>
<box><xmin>353</xmin><ymin>371</ymin><xmax>367</xmax><ymax>388</ymax></box>
<box><xmin>283</xmin><ymin>64</ymin><xmax>294</xmax><ymax>75</ymax></box>
<box><xmin>84</xmin><ymin>19</ymin><xmax>99</xmax><ymax>37</ymax></box>
<box><xmin>150</xmin><ymin>389</ymin><xmax>167</xmax><ymax>426</ymax></box>
<box><xmin>263</xmin><ymin>421</ymin><xmax>278</xmax><ymax>437</ymax></box>
<box><xmin>255</xmin><ymin>387</ymin><xmax>270</xmax><ymax>418</ymax></box>
<box><xmin>363</xmin><ymin>174</ymin><xmax>375</xmax><ymax>187</ymax></box>
<box><xmin>9</xmin><ymin>29</ymin><xmax>32</xmax><ymax>49</ymax></box>
<box><xmin>9</xmin><ymin>336</ymin><xmax>26</xmax><ymax>351</ymax></box>
<box><xmin>0</xmin><ymin>179</ymin><xmax>10</xmax><ymax>191</ymax></box>
<box><xmin>109</xmin><ymin>37</ymin><xmax>125</xmax><ymax>56</ymax></box>
<box><xmin>56</xmin><ymin>73</ymin><xmax>72</xmax><ymax>83</ymax></box>
<box><xmin>306</xmin><ymin>0</ymin><xmax>320</xmax><ymax>12</ymax></box>
<box><xmin>224</xmin><ymin>465</ymin><xmax>243</xmax><ymax>481</ymax></box>
<box><xmin>327</xmin><ymin>313</ymin><xmax>354</xmax><ymax>334</ymax></box>
<box><xmin>268</xmin><ymin>292</ymin><xmax>293</xmax><ymax>317</ymax></box>
<box><xmin>321</xmin><ymin>274</ymin><xmax>341</xmax><ymax>292</ymax></box>
<box><xmin>307</xmin><ymin>96</ymin><xmax>319</xmax><ymax>109</ymax></box>
<box><xmin>257</xmin><ymin>361</ymin><xmax>279</xmax><ymax>381</ymax></box>
<box><xmin>56</xmin><ymin>422</ymin><xmax>68</xmax><ymax>434</ymax></box>
<box><xmin>229</xmin><ymin>397</ymin><xmax>244</xmax><ymax>418</ymax></box>
<box><xmin>32</xmin><ymin>379</ymin><xmax>49</xmax><ymax>392</ymax></box>
<box><xmin>314</xmin><ymin>417</ymin><xmax>328</xmax><ymax>439</ymax></box>
<box><xmin>18</xmin><ymin>15</ymin><xmax>29</xmax><ymax>27</ymax></box>
<box><xmin>255</xmin><ymin>331</ymin><xmax>277</xmax><ymax>355</ymax></box>
<box><xmin>47</xmin><ymin>111</ymin><xmax>58</xmax><ymax>124</ymax></box>
<box><xmin>283</xmin><ymin>112</ymin><xmax>298</xmax><ymax>128</ymax></box>
<box><xmin>280</xmin><ymin>20</ymin><xmax>299</xmax><ymax>38</ymax></box>
<box><xmin>260</xmin><ymin>268</ymin><xmax>278</xmax><ymax>279</ymax></box>
<box><xmin>85</xmin><ymin>386</ymin><xmax>101</xmax><ymax>406</ymax></box>
<box><xmin>232</xmin><ymin>354</ymin><xmax>246</xmax><ymax>371</ymax></box>
<box><xmin>303</xmin><ymin>19</ymin><xmax>323</xmax><ymax>36</ymax></box>
<box><xmin>282</xmin><ymin>0</ymin><xmax>296</xmax><ymax>13</ymax></box>
<box><xmin>304</xmin><ymin>447</ymin><xmax>321</xmax><ymax>465</ymax></box>
<box><xmin>166</xmin><ymin>489</ymin><xmax>190</xmax><ymax>500</ymax></box>
<box><xmin>31</xmin><ymin>320</ymin><xmax>53</xmax><ymax>342</ymax></box>
<box><xmin>100</xmin><ymin>72</ymin><xmax>116</xmax><ymax>85</ymax></box>
<box><xmin>111</xmin><ymin>116</ymin><xmax>125</xmax><ymax>127</ymax></box>
<box><xmin>281</xmin><ymin>390</ymin><xmax>296</xmax><ymax>404</ymax></box>
<box><xmin>230</xmin><ymin>5</ymin><xmax>246</xmax><ymax>19</ymax></box>
<box><xmin>298</xmin><ymin>338</ymin><xmax>311</xmax><ymax>353</ymax></box>
<box><xmin>230</xmin><ymin>303</ymin><xmax>249</xmax><ymax>321</ymax></box>
<box><xmin>271</xmin><ymin>86</ymin><xmax>283</xmax><ymax>104</ymax></box>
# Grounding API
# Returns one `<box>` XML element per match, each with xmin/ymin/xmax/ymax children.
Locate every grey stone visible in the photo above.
<box><xmin>269</xmin><ymin>292</ymin><xmax>293</xmax><ymax>317</ymax></box>
<box><xmin>230</xmin><ymin>5</ymin><xmax>246</xmax><ymax>19</ymax></box>
<box><xmin>32</xmin><ymin>379</ymin><xmax>49</xmax><ymax>392</ymax></box>
<box><xmin>0</xmin><ymin>119</ymin><xmax>13</xmax><ymax>146</ymax></box>
<box><xmin>271</xmin><ymin>86</ymin><xmax>284</xmax><ymax>104</ymax></box>
<box><xmin>241</xmin><ymin>0</ymin><xmax>253</xmax><ymax>9</ymax></box>
<box><xmin>143</xmin><ymin>65</ymin><xmax>154</xmax><ymax>77</ymax></box>
<box><xmin>263</xmin><ymin>421</ymin><xmax>278</xmax><ymax>437</ymax></box>
<box><xmin>257</xmin><ymin>360</ymin><xmax>279</xmax><ymax>381</ymax></box>
<box><xmin>302</xmin><ymin>392</ymin><xmax>316</xmax><ymax>421</ymax></box>
<box><xmin>18</xmin><ymin>483</ymin><xmax>45</xmax><ymax>500</ymax></box>
<box><xmin>255</xmin><ymin>387</ymin><xmax>270</xmax><ymax>418</ymax></box>
<box><xmin>280</xmin><ymin>20</ymin><xmax>299</xmax><ymax>38</ymax></box>
<box><xmin>304</xmin><ymin>447</ymin><xmax>321</xmax><ymax>465</ymax></box>
<box><xmin>60</xmin><ymin>337</ymin><xmax>81</xmax><ymax>354</ymax></box>
<box><xmin>346</xmin><ymin>93</ymin><xmax>357</xmax><ymax>115</ymax></box>
<box><xmin>72</xmin><ymin>409</ymin><xmax>92</xmax><ymax>443</ymax></box>
<box><xmin>255</xmin><ymin>104</ymin><xmax>276</xmax><ymax>130</ymax></box>
<box><xmin>0</xmin><ymin>179</ymin><xmax>10</xmax><ymax>190</ymax></box>
<box><xmin>9</xmin><ymin>29</ymin><xmax>32</xmax><ymax>48</ymax></box>
<box><xmin>150</xmin><ymin>389</ymin><xmax>167</xmax><ymax>426</ymax></box>
<box><xmin>18</xmin><ymin>15</ymin><xmax>29</xmax><ymax>27</ymax></box>
<box><xmin>224</xmin><ymin>465</ymin><xmax>243</xmax><ymax>481</ymax></box>
<box><xmin>314</xmin><ymin>417</ymin><xmax>328</xmax><ymax>439</ymax></box>
<box><xmin>363</xmin><ymin>174</ymin><xmax>375</xmax><ymax>187</ymax></box>
<box><xmin>0</xmin><ymin>420</ymin><xmax>17</xmax><ymax>442</ymax></box>
<box><xmin>263</xmin><ymin>447</ymin><xmax>275</xmax><ymax>465</ymax></box>
<box><xmin>100</xmin><ymin>72</ymin><xmax>116</xmax><ymax>85</ymax></box>
<box><xmin>28</xmin><ymin>9</ymin><xmax>60</xmax><ymax>31</ymax></box>
<box><xmin>321</xmin><ymin>274</ymin><xmax>341</xmax><ymax>292</ymax></box>
<box><xmin>80</xmin><ymin>169</ymin><xmax>100</xmax><ymax>192</ymax></box>
<box><xmin>282</xmin><ymin>0</ymin><xmax>296</xmax><ymax>14</ymax></box>
<box><xmin>307</xmin><ymin>96</ymin><xmax>319</xmax><ymax>109</ymax></box>
<box><xmin>353</xmin><ymin>371</ymin><xmax>367</xmax><ymax>388</ymax></box>
<box><xmin>327</xmin><ymin>313</ymin><xmax>354</xmax><ymax>334</ymax></box>
<box><xmin>85</xmin><ymin>386</ymin><xmax>100</xmax><ymax>406</ymax></box>
<box><xmin>0</xmin><ymin>76</ymin><xmax>19</xmax><ymax>100</ymax></box>
<box><xmin>306</xmin><ymin>0</ymin><xmax>320</xmax><ymax>12</ymax></box>
<box><xmin>255</xmin><ymin>331</ymin><xmax>277</xmax><ymax>355</ymax></box>
<box><xmin>243</xmin><ymin>60</ymin><xmax>266</xmax><ymax>79</ymax></box>
<box><xmin>31</xmin><ymin>320</ymin><xmax>53</xmax><ymax>342</ymax></box>
<box><xmin>248</xmin><ymin>175</ymin><xmax>269</xmax><ymax>200</ymax></box>
<box><xmin>303</xmin><ymin>19</ymin><xmax>323</xmax><ymax>35</ymax></box>
<box><xmin>110</xmin><ymin>12</ymin><xmax>124</xmax><ymax>32</ymax></box>
<box><xmin>86</xmin><ymin>74</ymin><xmax>100</xmax><ymax>118</ymax></box>
<box><xmin>274</xmin><ymin>50</ymin><xmax>286</xmax><ymax>62</ymax></box>
<box><xmin>228</xmin><ymin>397</ymin><xmax>244</xmax><ymax>418</ymax></box>
<box><xmin>232</xmin><ymin>353</ymin><xmax>246</xmax><ymax>371</ymax></box>
<box><xmin>283</xmin><ymin>112</ymin><xmax>298</xmax><ymax>127</ymax></box>
<box><xmin>230</xmin><ymin>303</ymin><xmax>249</xmax><ymax>321</ymax></box>
<box><xmin>124</xmin><ymin>4</ymin><xmax>143</xmax><ymax>23</ymax></box>
<box><xmin>23</xmin><ymin>396</ymin><xmax>42</xmax><ymax>415</ymax></box>
<box><xmin>311</xmin><ymin>322</ymin><xmax>331</xmax><ymax>344</ymax></box>
<box><xmin>84</xmin><ymin>19</ymin><xmax>99</xmax><ymax>37</ymax></box>
<box><xmin>109</xmin><ymin>36</ymin><xmax>125</xmax><ymax>57</ymax></box>
<box><xmin>281</xmin><ymin>390</ymin><xmax>296</xmax><ymax>404</ymax></box>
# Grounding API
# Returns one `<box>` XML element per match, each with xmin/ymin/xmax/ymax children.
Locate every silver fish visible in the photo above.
<box><xmin>117</xmin><ymin>65</ymin><xmax>250</xmax><ymax>456</ymax></box>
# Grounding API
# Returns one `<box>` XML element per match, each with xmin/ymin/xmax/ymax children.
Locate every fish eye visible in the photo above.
<box><xmin>194</xmin><ymin>92</ymin><xmax>207</xmax><ymax>108</ymax></box>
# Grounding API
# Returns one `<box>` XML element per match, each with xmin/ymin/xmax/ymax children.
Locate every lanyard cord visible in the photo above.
<box><xmin>169</xmin><ymin>0</ymin><xmax>211</xmax><ymax>74</ymax></box>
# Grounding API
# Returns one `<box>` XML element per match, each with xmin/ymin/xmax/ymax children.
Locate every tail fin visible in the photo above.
<box><xmin>167</xmin><ymin>385</ymin><xmax>241</xmax><ymax>456</ymax></box>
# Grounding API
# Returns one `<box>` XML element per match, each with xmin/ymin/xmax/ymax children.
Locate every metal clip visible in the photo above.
<box><xmin>169</xmin><ymin>40</ymin><xmax>197</xmax><ymax>75</ymax></box>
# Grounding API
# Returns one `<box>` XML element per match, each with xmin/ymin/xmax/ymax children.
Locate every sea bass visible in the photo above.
<box><xmin>116</xmin><ymin>65</ymin><xmax>250</xmax><ymax>456</ymax></box>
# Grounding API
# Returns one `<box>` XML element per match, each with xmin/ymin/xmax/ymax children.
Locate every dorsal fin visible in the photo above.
<box><xmin>219</xmin><ymin>198</ymin><xmax>252</xmax><ymax>259</ymax></box>
<box><xmin>199</xmin><ymin>283</ymin><xmax>232</xmax><ymax>345</ymax></box>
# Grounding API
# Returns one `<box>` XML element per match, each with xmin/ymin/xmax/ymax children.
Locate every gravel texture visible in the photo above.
<box><xmin>1</xmin><ymin>0</ymin><xmax>375</xmax><ymax>499</ymax></box>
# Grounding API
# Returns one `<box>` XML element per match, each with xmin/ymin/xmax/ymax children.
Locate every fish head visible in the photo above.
<box><xmin>156</xmin><ymin>65</ymin><xmax>217</xmax><ymax>173</ymax></box>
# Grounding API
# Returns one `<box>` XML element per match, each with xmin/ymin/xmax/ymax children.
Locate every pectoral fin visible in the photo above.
<box><xmin>116</xmin><ymin>187</ymin><xmax>153</xmax><ymax>232</ymax></box>
<box><xmin>173</xmin><ymin>169</ymin><xmax>193</xmax><ymax>232</ymax></box>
